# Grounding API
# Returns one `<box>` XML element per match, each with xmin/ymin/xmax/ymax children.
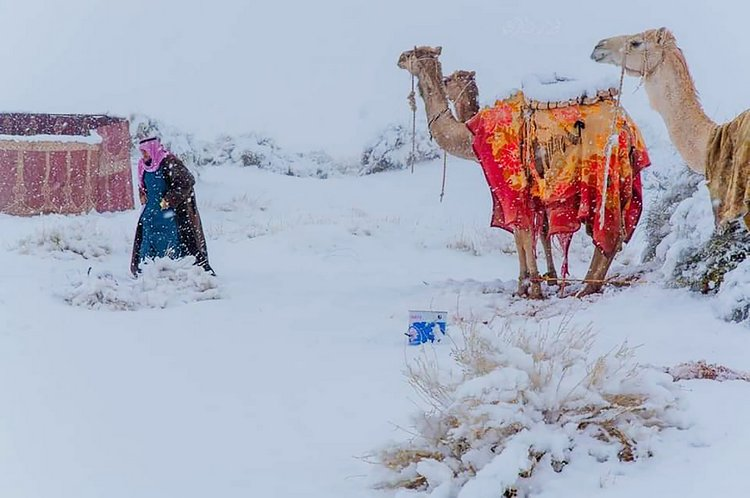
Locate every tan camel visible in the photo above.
<box><xmin>398</xmin><ymin>46</ymin><xmax>629</xmax><ymax>298</ymax></box>
<box><xmin>443</xmin><ymin>68</ymin><xmax>559</xmax><ymax>286</ymax></box>
<box><xmin>591</xmin><ymin>28</ymin><xmax>750</xmax><ymax>227</ymax></box>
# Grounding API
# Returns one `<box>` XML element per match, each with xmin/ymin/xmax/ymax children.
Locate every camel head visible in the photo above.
<box><xmin>591</xmin><ymin>27</ymin><xmax>676</xmax><ymax>77</ymax></box>
<box><xmin>443</xmin><ymin>70</ymin><xmax>476</xmax><ymax>101</ymax></box>
<box><xmin>397</xmin><ymin>46</ymin><xmax>442</xmax><ymax>75</ymax></box>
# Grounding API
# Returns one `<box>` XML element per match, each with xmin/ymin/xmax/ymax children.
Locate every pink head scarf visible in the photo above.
<box><xmin>137</xmin><ymin>137</ymin><xmax>171</xmax><ymax>188</ymax></box>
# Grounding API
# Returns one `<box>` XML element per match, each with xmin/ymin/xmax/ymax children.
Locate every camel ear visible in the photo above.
<box><xmin>435</xmin><ymin>46</ymin><xmax>442</xmax><ymax>56</ymax></box>
<box><xmin>469</xmin><ymin>71</ymin><xmax>476</xmax><ymax>78</ymax></box>
<box><xmin>657</xmin><ymin>26</ymin><xmax>670</xmax><ymax>41</ymax></box>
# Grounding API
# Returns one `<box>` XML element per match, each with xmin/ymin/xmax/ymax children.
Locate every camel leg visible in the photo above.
<box><xmin>514</xmin><ymin>229</ymin><xmax>543</xmax><ymax>299</ymax></box>
<box><xmin>576</xmin><ymin>244</ymin><xmax>617</xmax><ymax>297</ymax></box>
<box><xmin>513</xmin><ymin>230</ymin><xmax>530</xmax><ymax>297</ymax></box>
<box><xmin>540</xmin><ymin>217</ymin><xmax>558</xmax><ymax>286</ymax></box>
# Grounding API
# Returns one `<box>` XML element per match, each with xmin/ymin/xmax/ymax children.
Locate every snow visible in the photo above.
<box><xmin>0</xmin><ymin>131</ymin><xmax>102</xmax><ymax>144</ymax></box>
<box><xmin>715</xmin><ymin>259</ymin><xmax>750</xmax><ymax>322</ymax></box>
<box><xmin>1</xmin><ymin>1</ymin><xmax>750</xmax><ymax>497</ymax></box>
<box><xmin>2</xmin><ymin>157</ymin><xmax>750</xmax><ymax>497</ymax></box>
<box><xmin>63</xmin><ymin>257</ymin><xmax>221</xmax><ymax>311</ymax></box>
<box><xmin>520</xmin><ymin>73</ymin><xmax>620</xmax><ymax>103</ymax></box>
<box><xmin>3</xmin><ymin>0</ymin><xmax>748</xmax><ymax>155</ymax></box>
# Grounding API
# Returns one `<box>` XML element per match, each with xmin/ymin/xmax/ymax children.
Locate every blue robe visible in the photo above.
<box><xmin>131</xmin><ymin>156</ymin><xmax>213</xmax><ymax>276</ymax></box>
<box><xmin>138</xmin><ymin>168</ymin><xmax>185</xmax><ymax>261</ymax></box>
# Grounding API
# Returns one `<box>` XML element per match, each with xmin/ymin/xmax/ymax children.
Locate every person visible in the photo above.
<box><xmin>130</xmin><ymin>137</ymin><xmax>214</xmax><ymax>276</ymax></box>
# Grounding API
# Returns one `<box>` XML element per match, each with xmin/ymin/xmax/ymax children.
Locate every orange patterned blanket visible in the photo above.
<box><xmin>466</xmin><ymin>91</ymin><xmax>650</xmax><ymax>259</ymax></box>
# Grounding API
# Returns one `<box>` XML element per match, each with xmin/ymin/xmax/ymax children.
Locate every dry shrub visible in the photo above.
<box><xmin>667</xmin><ymin>360</ymin><xmax>750</xmax><ymax>382</ymax></box>
<box><xmin>371</xmin><ymin>317</ymin><xmax>684</xmax><ymax>497</ymax></box>
<box><xmin>15</xmin><ymin>220</ymin><xmax>115</xmax><ymax>260</ymax></box>
<box><xmin>63</xmin><ymin>257</ymin><xmax>220</xmax><ymax>311</ymax></box>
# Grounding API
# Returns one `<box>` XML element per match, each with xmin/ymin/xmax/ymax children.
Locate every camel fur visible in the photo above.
<box><xmin>592</xmin><ymin>28</ymin><xmax>750</xmax><ymax>230</ymax></box>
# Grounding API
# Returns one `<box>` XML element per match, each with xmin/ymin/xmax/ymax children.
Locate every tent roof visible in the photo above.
<box><xmin>0</xmin><ymin>113</ymin><xmax>127</xmax><ymax>137</ymax></box>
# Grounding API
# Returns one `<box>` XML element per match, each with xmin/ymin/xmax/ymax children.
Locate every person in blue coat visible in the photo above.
<box><xmin>130</xmin><ymin>137</ymin><xmax>214</xmax><ymax>276</ymax></box>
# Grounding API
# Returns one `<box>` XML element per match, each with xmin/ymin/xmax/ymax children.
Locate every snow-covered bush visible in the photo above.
<box><xmin>667</xmin><ymin>360</ymin><xmax>750</xmax><ymax>382</ymax></box>
<box><xmin>652</xmin><ymin>186</ymin><xmax>715</xmax><ymax>281</ymax></box>
<box><xmin>372</xmin><ymin>318</ymin><xmax>683</xmax><ymax>497</ymax></box>
<box><xmin>641</xmin><ymin>147</ymin><xmax>749</xmax><ymax>298</ymax></box>
<box><xmin>63</xmin><ymin>257</ymin><xmax>220</xmax><ymax>311</ymax></box>
<box><xmin>15</xmin><ymin>220</ymin><xmax>115</xmax><ymax>260</ymax></box>
<box><xmin>130</xmin><ymin>113</ymin><xmax>205</xmax><ymax>169</ymax></box>
<box><xmin>713</xmin><ymin>258</ymin><xmax>750</xmax><ymax>323</ymax></box>
<box><xmin>360</xmin><ymin>124</ymin><xmax>441</xmax><ymax>175</ymax></box>
<box><xmin>131</xmin><ymin>114</ymin><xmax>440</xmax><ymax>178</ymax></box>
<box><xmin>639</xmin><ymin>141</ymin><xmax>750</xmax><ymax>322</ymax></box>
<box><xmin>130</xmin><ymin>114</ymin><xmax>359</xmax><ymax>178</ymax></box>
<box><xmin>642</xmin><ymin>169</ymin><xmax>703</xmax><ymax>263</ymax></box>
<box><xmin>672</xmin><ymin>220</ymin><xmax>750</xmax><ymax>295</ymax></box>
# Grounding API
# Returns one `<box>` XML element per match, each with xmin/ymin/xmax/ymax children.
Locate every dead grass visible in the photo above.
<box><xmin>374</xmin><ymin>315</ymin><xmax>681</xmax><ymax>495</ymax></box>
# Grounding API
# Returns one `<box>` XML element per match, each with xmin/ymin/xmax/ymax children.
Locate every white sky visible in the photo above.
<box><xmin>0</xmin><ymin>0</ymin><xmax>747</xmax><ymax>154</ymax></box>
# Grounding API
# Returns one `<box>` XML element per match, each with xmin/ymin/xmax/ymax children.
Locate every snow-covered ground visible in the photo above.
<box><xmin>1</xmin><ymin>155</ymin><xmax>749</xmax><ymax>497</ymax></box>
<box><xmin>2</xmin><ymin>0</ymin><xmax>750</xmax><ymax>496</ymax></box>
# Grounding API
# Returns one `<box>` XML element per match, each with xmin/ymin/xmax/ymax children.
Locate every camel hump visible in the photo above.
<box><xmin>521</xmin><ymin>73</ymin><xmax>619</xmax><ymax>109</ymax></box>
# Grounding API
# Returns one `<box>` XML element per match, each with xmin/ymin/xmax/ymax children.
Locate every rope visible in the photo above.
<box><xmin>529</xmin><ymin>274</ymin><xmax>643</xmax><ymax>287</ymax></box>
<box><xmin>404</xmin><ymin>53</ymin><xmax>466</xmax><ymax>196</ymax></box>
<box><xmin>440</xmin><ymin>150</ymin><xmax>447</xmax><ymax>202</ymax></box>
<box><xmin>407</xmin><ymin>51</ymin><xmax>453</xmax><ymax>171</ymax></box>
<box><xmin>408</xmin><ymin>50</ymin><xmax>417</xmax><ymax>174</ymax></box>
<box><xmin>598</xmin><ymin>45</ymin><xmax>629</xmax><ymax>230</ymax></box>
<box><xmin>427</xmin><ymin>107</ymin><xmax>451</xmax><ymax>134</ymax></box>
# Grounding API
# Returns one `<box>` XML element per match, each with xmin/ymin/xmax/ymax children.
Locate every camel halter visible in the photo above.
<box><xmin>406</xmin><ymin>52</ymin><xmax>456</xmax><ymax>202</ymax></box>
<box><xmin>406</xmin><ymin>50</ymin><xmax>450</xmax><ymax>173</ymax></box>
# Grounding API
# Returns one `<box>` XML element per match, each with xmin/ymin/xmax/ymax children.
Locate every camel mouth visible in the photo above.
<box><xmin>397</xmin><ymin>52</ymin><xmax>412</xmax><ymax>69</ymax></box>
<box><xmin>590</xmin><ymin>41</ymin><xmax>615</xmax><ymax>64</ymax></box>
<box><xmin>590</xmin><ymin>47</ymin><xmax>612</xmax><ymax>64</ymax></box>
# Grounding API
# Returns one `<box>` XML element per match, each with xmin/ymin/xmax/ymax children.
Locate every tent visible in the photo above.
<box><xmin>0</xmin><ymin>113</ymin><xmax>134</xmax><ymax>215</ymax></box>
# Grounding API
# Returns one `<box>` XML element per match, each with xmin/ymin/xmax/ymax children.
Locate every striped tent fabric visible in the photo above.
<box><xmin>0</xmin><ymin>113</ymin><xmax>134</xmax><ymax>215</ymax></box>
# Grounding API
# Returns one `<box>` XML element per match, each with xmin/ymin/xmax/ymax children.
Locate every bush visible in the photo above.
<box><xmin>15</xmin><ymin>220</ymin><xmax>115</xmax><ymax>260</ymax></box>
<box><xmin>642</xmin><ymin>157</ymin><xmax>750</xmax><ymax>323</ymax></box>
<box><xmin>360</xmin><ymin>124</ymin><xmax>441</xmax><ymax>175</ymax></box>
<box><xmin>63</xmin><ymin>257</ymin><xmax>220</xmax><ymax>311</ymax></box>
<box><xmin>672</xmin><ymin>221</ymin><xmax>750</xmax><ymax>295</ymax></box>
<box><xmin>129</xmin><ymin>114</ymin><xmax>359</xmax><ymax>178</ymax></box>
<box><xmin>712</xmin><ymin>257</ymin><xmax>750</xmax><ymax>323</ymax></box>
<box><xmin>371</xmin><ymin>317</ymin><xmax>683</xmax><ymax>497</ymax></box>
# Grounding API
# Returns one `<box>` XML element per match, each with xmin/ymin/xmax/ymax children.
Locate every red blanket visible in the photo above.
<box><xmin>466</xmin><ymin>92</ymin><xmax>650</xmax><ymax>258</ymax></box>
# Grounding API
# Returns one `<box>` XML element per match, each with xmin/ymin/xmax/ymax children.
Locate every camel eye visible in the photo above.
<box><xmin>630</xmin><ymin>40</ymin><xmax>643</xmax><ymax>49</ymax></box>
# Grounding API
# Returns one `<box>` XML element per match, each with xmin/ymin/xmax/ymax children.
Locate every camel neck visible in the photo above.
<box><xmin>644</xmin><ymin>49</ymin><xmax>716</xmax><ymax>174</ymax></box>
<box><xmin>412</xmin><ymin>58</ymin><xmax>476</xmax><ymax>161</ymax></box>
<box><xmin>415</xmin><ymin>58</ymin><xmax>449</xmax><ymax>114</ymax></box>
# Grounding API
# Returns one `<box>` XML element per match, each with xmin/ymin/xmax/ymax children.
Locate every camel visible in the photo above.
<box><xmin>398</xmin><ymin>46</ymin><xmax>650</xmax><ymax>298</ymax></box>
<box><xmin>591</xmin><ymin>28</ymin><xmax>750</xmax><ymax>228</ymax></box>
<box><xmin>398</xmin><ymin>47</ymin><xmax>550</xmax><ymax>298</ymax></box>
<box><xmin>443</xmin><ymin>68</ymin><xmax>560</xmax><ymax>288</ymax></box>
